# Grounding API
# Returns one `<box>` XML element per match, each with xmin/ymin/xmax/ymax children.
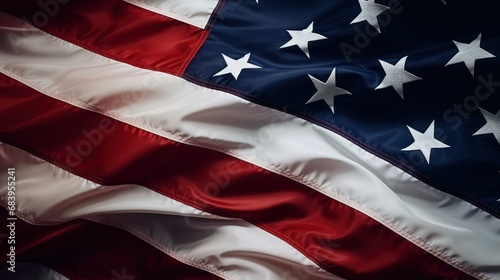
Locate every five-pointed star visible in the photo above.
<box><xmin>280</xmin><ymin>22</ymin><xmax>327</xmax><ymax>58</ymax></box>
<box><xmin>213</xmin><ymin>53</ymin><xmax>261</xmax><ymax>80</ymax></box>
<box><xmin>473</xmin><ymin>108</ymin><xmax>500</xmax><ymax>145</ymax></box>
<box><xmin>445</xmin><ymin>33</ymin><xmax>496</xmax><ymax>76</ymax></box>
<box><xmin>375</xmin><ymin>56</ymin><xmax>422</xmax><ymax>99</ymax></box>
<box><xmin>402</xmin><ymin>121</ymin><xmax>450</xmax><ymax>164</ymax></box>
<box><xmin>306</xmin><ymin>68</ymin><xmax>352</xmax><ymax>114</ymax></box>
<box><xmin>350</xmin><ymin>0</ymin><xmax>390</xmax><ymax>33</ymax></box>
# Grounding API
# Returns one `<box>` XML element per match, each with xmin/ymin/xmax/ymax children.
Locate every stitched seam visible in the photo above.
<box><xmin>181</xmin><ymin>73</ymin><xmax>499</xmax><ymax>219</ymax></box>
<box><xmin>87</xmin><ymin>217</ymin><xmax>238</xmax><ymax>280</ymax></box>
<box><xmin>122</xmin><ymin>0</ymin><xmax>207</xmax><ymax>28</ymax></box>
<box><xmin>178</xmin><ymin>0</ymin><xmax>227</xmax><ymax>75</ymax></box>
<box><xmin>0</xmin><ymin>69</ymin><xmax>488</xmax><ymax>280</ymax></box>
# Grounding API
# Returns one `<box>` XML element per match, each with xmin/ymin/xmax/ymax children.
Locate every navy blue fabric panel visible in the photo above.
<box><xmin>185</xmin><ymin>0</ymin><xmax>500</xmax><ymax>216</ymax></box>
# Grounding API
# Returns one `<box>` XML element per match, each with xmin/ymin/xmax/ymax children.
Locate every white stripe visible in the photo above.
<box><xmin>0</xmin><ymin>142</ymin><xmax>221</xmax><ymax>223</ymax></box>
<box><xmin>1</xmin><ymin>14</ymin><xmax>499</xmax><ymax>279</ymax></box>
<box><xmin>0</xmin><ymin>263</ymin><xmax>69</xmax><ymax>280</ymax></box>
<box><xmin>0</xmin><ymin>142</ymin><xmax>338</xmax><ymax>280</ymax></box>
<box><xmin>90</xmin><ymin>214</ymin><xmax>341</xmax><ymax>280</ymax></box>
<box><xmin>123</xmin><ymin>0</ymin><xmax>219</xmax><ymax>29</ymax></box>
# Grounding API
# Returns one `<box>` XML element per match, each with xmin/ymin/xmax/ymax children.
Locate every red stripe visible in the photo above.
<box><xmin>2</xmin><ymin>0</ymin><xmax>207</xmax><ymax>75</ymax></box>
<box><xmin>0</xmin><ymin>74</ymin><xmax>475</xmax><ymax>279</ymax></box>
<box><xmin>0</xmin><ymin>209</ymin><xmax>223</xmax><ymax>280</ymax></box>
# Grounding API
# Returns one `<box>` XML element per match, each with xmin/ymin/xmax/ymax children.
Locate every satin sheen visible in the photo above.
<box><xmin>0</xmin><ymin>15</ymin><xmax>498</xmax><ymax>279</ymax></box>
<box><xmin>2</xmin><ymin>2</ymin><xmax>500</xmax><ymax>279</ymax></box>
<box><xmin>0</xmin><ymin>142</ymin><xmax>336</xmax><ymax>280</ymax></box>
<box><xmin>3</xmin><ymin>0</ymin><xmax>207</xmax><ymax>75</ymax></box>
<box><xmin>0</xmin><ymin>73</ymin><xmax>475</xmax><ymax>280</ymax></box>
<box><xmin>0</xmin><ymin>208</ymin><xmax>223</xmax><ymax>280</ymax></box>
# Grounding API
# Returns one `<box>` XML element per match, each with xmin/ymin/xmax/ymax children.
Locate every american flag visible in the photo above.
<box><xmin>0</xmin><ymin>0</ymin><xmax>499</xmax><ymax>279</ymax></box>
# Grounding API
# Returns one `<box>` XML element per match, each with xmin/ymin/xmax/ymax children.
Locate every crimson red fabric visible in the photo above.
<box><xmin>2</xmin><ymin>0</ymin><xmax>208</xmax><ymax>75</ymax></box>
<box><xmin>0</xmin><ymin>74</ymin><xmax>475</xmax><ymax>280</ymax></box>
<box><xmin>0</xmin><ymin>208</ymin><xmax>223</xmax><ymax>280</ymax></box>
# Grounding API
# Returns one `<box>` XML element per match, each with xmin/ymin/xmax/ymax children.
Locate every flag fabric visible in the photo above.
<box><xmin>0</xmin><ymin>0</ymin><xmax>499</xmax><ymax>279</ymax></box>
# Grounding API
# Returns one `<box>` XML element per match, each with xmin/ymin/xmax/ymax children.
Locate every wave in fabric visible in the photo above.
<box><xmin>0</xmin><ymin>0</ymin><xmax>499</xmax><ymax>279</ymax></box>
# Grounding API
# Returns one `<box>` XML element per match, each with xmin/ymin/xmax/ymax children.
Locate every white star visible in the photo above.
<box><xmin>350</xmin><ymin>0</ymin><xmax>390</xmax><ymax>33</ymax></box>
<box><xmin>213</xmin><ymin>53</ymin><xmax>261</xmax><ymax>80</ymax></box>
<box><xmin>445</xmin><ymin>34</ymin><xmax>496</xmax><ymax>76</ymax></box>
<box><xmin>375</xmin><ymin>56</ymin><xmax>422</xmax><ymax>99</ymax></box>
<box><xmin>280</xmin><ymin>22</ymin><xmax>327</xmax><ymax>58</ymax></box>
<box><xmin>402</xmin><ymin>121</ymin><xmax>450</xmax><ymax>164</ymax></box>
<box><xmin>473</xmin><ymin>108</ymin><xmax>500</xmax><ymax>145</ymax></box>
<box><xmin>306</xmin><ymin>68</ymin><xmax>352</xmax><ymax>114</ymax></box>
